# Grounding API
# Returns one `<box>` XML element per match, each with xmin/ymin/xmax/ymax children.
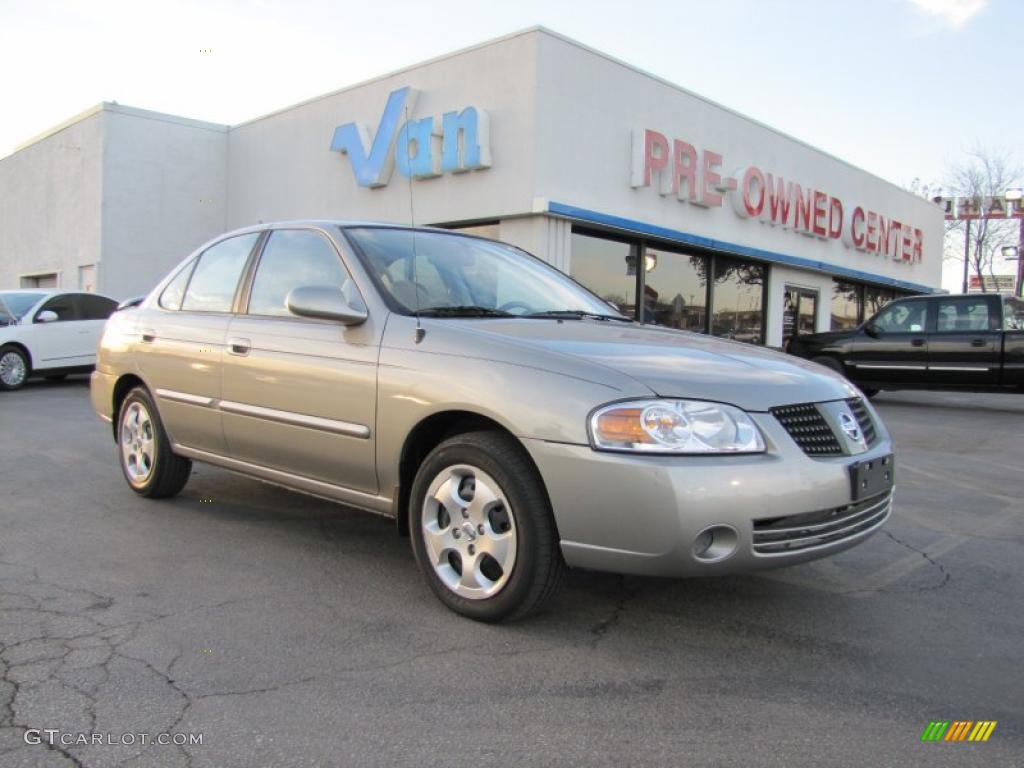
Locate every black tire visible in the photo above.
<box><xmin>117</xmin><ymin>386</ymin><xmax>192</xmax><ymax>498</ymax></box>
<box><xmin>409</xmin><ymin>430</ymin><xmax>565</xmax><ymax>622</ymax></box>
<box><xmin>0</xmin><ymin>345</ymin><xmax>30</xmax><ymax>391</ymax></box>
<box><xmin>860</xmin><ymin>388</ymin><xmax>880</xmax><ymax>399</ymax></box>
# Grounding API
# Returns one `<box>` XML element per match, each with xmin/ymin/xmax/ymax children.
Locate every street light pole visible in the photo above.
<box><xmin>962</xmin><ymin>219</ymin><xmax>972</xmax><ymax>294</ymax></box>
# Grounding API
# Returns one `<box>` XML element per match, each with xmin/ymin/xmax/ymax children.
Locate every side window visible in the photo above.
<box><xmin>248</xmin><ymin>230</ymin><xmax>360</xmax><ymax>317</ymax></box>
<box><xmin>159</xmin><ymin>260</ymin><xmax>197</xmax><ymax>310</ymax></box>
<box><xmin>181</xmin><ymin>234</ymin><xmax>259</xmax><ymax>313</ymax></box>
<box><xmin>76</xmin><ymin>294</ymin><xmax>118</xmax><ymax>320</ymax></box>
<box><xmin>872</xmin><ymin>300</ymin><xmax>926</xmax><ymax>333</ymax></box>
<box><xmin>935</xmin><ymin>297</ymin><xmax>992</xmax><ymax>332</ymax></box>
<box><xmin>34</xmin><ymin>295</ymin><xmax>80</xmax><ymax>322</ymax></box>
<box><xmin>1005</xmin><ymin>298</ymin><xmax>1024</xmax><ymax>331</ymax></box>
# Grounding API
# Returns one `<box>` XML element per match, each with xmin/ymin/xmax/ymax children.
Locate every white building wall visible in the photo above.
<box><xmin>532</xmin><ymin>31</ymin><xmax>943</xmax><ymax>293</ymax></box>
<box><xmin>0</xmin><ymin>109</ymin><xmax>104</xmax><ymax>291</ymax></box>
<box><xmin>226</xmin><ymin>31</ymin><xmax>542</xmax><ymax>232</ymax></box>
<box><xmin>100</xmin><ymin>106</ymin><xmax>228</xmax><ymax>299</ymax></box>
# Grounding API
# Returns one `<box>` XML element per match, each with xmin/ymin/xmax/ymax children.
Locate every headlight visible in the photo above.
<box><xmin>589</xmin><ymin>399</ymin><xmax>765</xmax><ymax>454</ymax></box>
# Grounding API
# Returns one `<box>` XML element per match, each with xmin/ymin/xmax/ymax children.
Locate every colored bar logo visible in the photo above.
<box><xmin>921</xmin><ymin>721</ymin><xmax>996</xmax><ymax>742</ymax></box>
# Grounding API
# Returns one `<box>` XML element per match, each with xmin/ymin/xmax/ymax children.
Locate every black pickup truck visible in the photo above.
<box><xmin>788</xmin><ymin>293</ymin><xmax>1024</xmax><ymax>396</ymax></box>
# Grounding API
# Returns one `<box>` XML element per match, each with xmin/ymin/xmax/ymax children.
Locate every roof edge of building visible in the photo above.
<box><xmin>5</xmin><ymin>102</ymin><xmax>228</xmax><ymax>159</ymax></box>
<box><xmin>231</xmin><ymin>26</ymin><xmax>551</xmax><ymax>130</ymax></box>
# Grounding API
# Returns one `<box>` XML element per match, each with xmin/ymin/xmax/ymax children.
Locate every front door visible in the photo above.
<box><xmin>27</xmin><ymin>294</ymin><xmax>89</xmax><ymax>368</ymax></box>
<box><xmin>221</xmin><ymin>228</ymin><xmax>380</xmax><ymax>494</ymax></box>
<box><xmin>783</xmin><ymin>287</ymin><xmax>819</xmax><ymax>350</ymax></box>
<box><xmin>849</xmin><ymin>297</ymin><xmax>930</xmax><ymax>385</ymax></box>
<box><xmin>928</xmin><ymin>295</ymin><xmax>1001</xmax><ymax>386</ymax></box>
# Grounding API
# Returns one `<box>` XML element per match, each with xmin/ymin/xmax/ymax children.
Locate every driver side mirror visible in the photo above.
<box><xmin>864</xmin><ymin>322</ymin><xmax>882</xmax><ymax>339</ymax></box>
<box><xmin>286</xmin><ymin>286</ymin><xmax>367</xmax><ymax>326</ymax></box>
<box><xmin>36</xmin><ymin>310</ymin><xmax>59</xmax><ymax>324</ymax></box>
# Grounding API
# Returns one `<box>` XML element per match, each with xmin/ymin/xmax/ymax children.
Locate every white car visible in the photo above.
<box><xmin>0</xmin><ymin>290</ymin><xmax>118</xmax><ymax>391</ymax></box>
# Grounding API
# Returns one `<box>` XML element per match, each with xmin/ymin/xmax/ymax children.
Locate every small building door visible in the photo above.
<box><xmin>783</xmin><ymin>286</ymin><xmax>819</xmax><ymax>351</ymax></box>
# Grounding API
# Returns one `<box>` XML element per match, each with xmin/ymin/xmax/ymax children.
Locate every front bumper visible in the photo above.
<box><xmin>523</xmin><ymin>409</ymin><xmax>893</xmax><ymax>577</ymax></box>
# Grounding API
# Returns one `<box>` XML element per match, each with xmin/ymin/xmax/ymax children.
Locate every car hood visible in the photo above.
<box><xmin>448</xmin><ymin>319</ymin><xmax>858</xmax><ymax>411</ymax></box>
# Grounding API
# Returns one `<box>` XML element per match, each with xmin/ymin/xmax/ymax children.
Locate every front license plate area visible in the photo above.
<box><xmin>849</xmin><ymin>454</ymin><xmax>894</xmax><ymax>501</ymax></box>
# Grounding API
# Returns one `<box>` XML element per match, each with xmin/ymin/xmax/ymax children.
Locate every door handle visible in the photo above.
<box><xmin>228</xmin><ymin>337</ymin><xmax>251</xmax><ymax>356</ymax></box>
<box><xmin>970</xmin><ymin>339</ymin><xmax>987</xmax><ymax>347</ymax></box>
<box><xmin>141</xmin><ymin>328</ymin><xmax>156</xmax><ymax>343</ymax></box>
<box><xmin>910</xmin><ymin>338</ymin><xmax>925</xmax><ymax>347</ymax></box>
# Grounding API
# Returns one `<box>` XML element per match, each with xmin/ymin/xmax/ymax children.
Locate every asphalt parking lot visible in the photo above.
<box><xmin>1</xmin><ymin>379</ymin><xmax>1021</xmax><ymax>767</ymax></box>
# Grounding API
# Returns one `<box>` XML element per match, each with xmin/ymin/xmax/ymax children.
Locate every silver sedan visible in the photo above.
<box><xmin>91</xmin><ymin>222</ymin><xmax>894</xmax><ymax>621</ymax></box>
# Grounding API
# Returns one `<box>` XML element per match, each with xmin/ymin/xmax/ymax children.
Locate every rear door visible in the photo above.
<box><xmin>848</xmin><ymin>298</ymin><xmax>930</xmax><ymax>384</ymax></box>
<box><xmin>927</xmin><ymin>295</ymin><xmax>1001</xmax><ymax>386</ymax></box>
<box><xmin>73</xmin><ymin>293</ymin><xmax>118</xmax><ymax>364</ymax></box>
<box><xmin>221</xmin><ymin>228</ymin><xmax>381</xmax><ymax>493</ymax></box>
<box><xmin>136</xmin><ymin>233</ymin><xmax>260</xmax><ymax>454</ymax></box>
<box><xmin>1001</xmin><ymin>296</ymin><xmax>1024</xmax><ymax>386</ymax></box>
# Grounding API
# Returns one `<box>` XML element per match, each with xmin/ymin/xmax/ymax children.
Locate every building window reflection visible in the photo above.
<box><xmin>711</xmin><ymin>256</ymin><xmax>765</xmax><ymax>344</ymax></box>
<box><xmin>642</xmin><ymin>248</ymin><xmax>708</xmax><ymax>331</ymax></box>
<box><xmin>831</xmin><ymin>280</ymin><xmax>863</xmax><ymax>330</ymax></box>
<box><xmin>569</xmin><ymin>231</ymin><xmax>638</xmax><ymax>318</ymax></box>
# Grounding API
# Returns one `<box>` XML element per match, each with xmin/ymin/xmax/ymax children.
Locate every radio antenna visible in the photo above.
<box><xmin>405</xmin><ymin>105</ymin><xmax>425</xmax><ymax>343</ymax></box>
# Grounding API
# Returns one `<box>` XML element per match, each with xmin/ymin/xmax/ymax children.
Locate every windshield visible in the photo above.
<box><xmin>0</xmin><ymin>292</ymin><xmax>46</xmax><ymax>323</ymax></box>
<box><xmin>343</xmin><ymin>228</ymin><xmax>626</xmax><ymax>319</ymax></box>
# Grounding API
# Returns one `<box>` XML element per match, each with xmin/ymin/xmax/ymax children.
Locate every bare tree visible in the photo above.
<box><xmin>941</xmin><ymin>146</ymin><xmax>1022</xmax><ymax>292</ymax></box>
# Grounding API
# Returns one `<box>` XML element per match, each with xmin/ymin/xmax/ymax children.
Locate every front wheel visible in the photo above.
<box><xmin>0</xmin><ymin>346</ymin><xmax>29</xmax><ymax>391</ymax></box>
<box><xmin>118</xmin><ymin>387</ymin><xmax>192</xmax><ymax>498</ymax></box>
<box><xmin>409</xmin><ymin>431</ymin><xmax>565</xmax><ymax>622</ymax></box>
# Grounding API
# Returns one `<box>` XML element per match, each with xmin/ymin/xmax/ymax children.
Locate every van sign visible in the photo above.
<box><xmin>330</xmin><ymin>87</ymin><xmax>491</xmax><ymax>188</ymax></box>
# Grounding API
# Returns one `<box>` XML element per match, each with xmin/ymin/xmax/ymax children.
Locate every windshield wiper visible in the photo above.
<box><xmin>415</xmin><ymin>305</ymin><xmax>513</xmax><ymax>318</ymax></box>
<box><xmin>523</xmin><ymin>310</ymin><xmax>630</xmax><ymax>322</ymax></box>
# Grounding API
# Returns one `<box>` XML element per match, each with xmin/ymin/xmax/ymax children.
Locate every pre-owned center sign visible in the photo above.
<box><xmin>631</xmin><ymin>128</ymin><xmax>923</xmax><ymax>264</ymax></box>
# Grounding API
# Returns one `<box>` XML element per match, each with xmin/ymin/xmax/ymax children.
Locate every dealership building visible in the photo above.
<box><xmin>0</xmin><ymin>27</ymin><xmax>942</xmax><ymax>347</ymax></box>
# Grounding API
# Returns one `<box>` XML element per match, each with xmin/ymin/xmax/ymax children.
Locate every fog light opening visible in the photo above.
<box><xmin>692</xmin><ymin>525</ymin><xmax>738</xmax><ymax>563</ymax></box>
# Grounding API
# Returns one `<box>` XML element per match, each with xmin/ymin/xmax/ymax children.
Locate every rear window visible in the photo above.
<box><xmin>181</xmin><ymin>234</ymin><xmax>258</xmax><ymax>313</ymax></box>
<box><xmin>77</xmin><ymin>294</ymin><xmax>117</xmax><ymax>320</ymax></box>
<box><xmin>1006</xmin><ymin>298</ymin><xmax>1024</xmax><ymax>331</ymax></box>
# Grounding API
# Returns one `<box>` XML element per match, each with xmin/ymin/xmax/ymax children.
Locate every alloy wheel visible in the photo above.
<box><xmin>121</xmin><ymin>401</ymin><xmax>156</xmax><ymax>486</ymax></box>
<box><xmin>420</xmin><ymin>464</ymin><xmax>517</xmax><ymax>599</ymax></box>
<box><xmin>0</xmin><ymin>350</ymin><xmax>27</xmax><ymax>388</ymax></box>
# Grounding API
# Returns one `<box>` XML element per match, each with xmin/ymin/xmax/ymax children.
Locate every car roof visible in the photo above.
<box><xmin>219</xmin><ymin>220</ymin><xmax>475</xmax><ymax>238</ymax></box>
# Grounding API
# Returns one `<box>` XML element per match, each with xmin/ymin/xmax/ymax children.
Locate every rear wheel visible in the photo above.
<box><xmin>409</xmin><ymin>431</ymin><xmax>565</xmax><ymax>622</ymax></box>
<box><xmin>118</xmin><ymin>387</ymin><xmax>191</xmax><ymax>498</ymax></box>
<box><xmin>0</xmin><ymin>346</ymin><xmax>29</xmax><ymax>391</ymax></box>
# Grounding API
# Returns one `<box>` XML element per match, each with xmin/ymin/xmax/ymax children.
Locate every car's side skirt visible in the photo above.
<box><xmin>171</xmin><ymin>443</ymin><xmax>394</xmax><ymax>518</ymax></box>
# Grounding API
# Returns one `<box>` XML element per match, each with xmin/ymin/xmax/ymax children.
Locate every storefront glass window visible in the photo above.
<box><xmin>570</xmin><ymin>232</ymin><xmax>638</xmax><ymax>317</ymax></box>
<box><xmin>831</xmin><ymin>280</ymin><xmax>862</xmax><ymax>330</ymax></box>
<box><xmin>711</xmin><ymin>257</ymin><xmax>765</xmax><ymax>344</ymax></box>
<box><xmin>642</xmin><ymin>248</ymin><xmax>708</xmax><ymax>331</ymax></box>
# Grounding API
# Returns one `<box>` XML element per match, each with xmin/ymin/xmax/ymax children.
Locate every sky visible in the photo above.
<box><xmin>0</xmin><ymin>0</ymin><xmax>1020</xmax><ymax>289</ymax></box>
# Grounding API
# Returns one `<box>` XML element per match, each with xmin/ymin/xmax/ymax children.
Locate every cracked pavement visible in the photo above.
<box><xmin>1</xmin><ymin>380</ymin><xmax>1022</xmax><ymax>767</ymax></box>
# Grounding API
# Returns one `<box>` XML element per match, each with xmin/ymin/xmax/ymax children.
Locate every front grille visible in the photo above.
<box><xmin>847</xmin><ymin>398</ymin><xmax>877</xmax><ymax>445</ymax></box>
<box><xmin>770</xmin><ymin>403</ymin><xmax>843</xmax><ymax>455</ymax></box>
<box><xmin>752</xmin><ymin>492</ymin><xmax>891</xmax><ymax>554</ymax></box>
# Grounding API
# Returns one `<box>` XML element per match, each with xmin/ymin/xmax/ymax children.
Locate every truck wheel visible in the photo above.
<box><xmin>118</xmin><ymin>386</ymin><xmax>192</xmax><ymax>498</ymax></box>
<box><xmin>409</xmin><ymin>431</ymin><xmax>565</xmax><ymax>622</ymax></box>
<box><xmin>0</xmin><ymin>346</ymin><xmax>30</xmax><ymax>391</ymax></box>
